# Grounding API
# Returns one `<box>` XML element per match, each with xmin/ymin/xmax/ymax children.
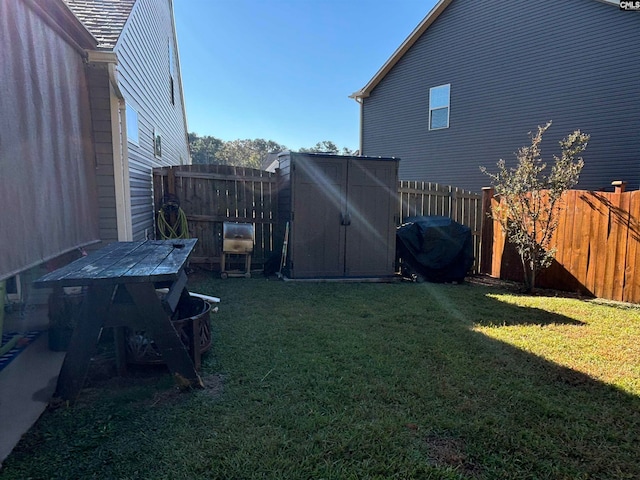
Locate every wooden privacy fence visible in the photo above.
<box><xmin>153</xmin><ymin>165</ymin><xmax>277</xmax><ymax>266</ymax></box>
<box><xmin>480</xmin><ymin>183</ymin><xmax>640</xmax><ymax>304</ymax></box>
<box><xmin>398</xmin><ymin>181</ymin><xmax>482</xmax><ymax>273</ymax></box>
<box><xmin>153</xmin><ymin>166</ymin><xmax>484</xmax><ymax>272</ymax></box>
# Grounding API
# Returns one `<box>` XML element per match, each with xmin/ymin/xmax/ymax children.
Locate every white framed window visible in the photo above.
<box><xmin>126</xmin><ymin>104</ymin><xmax>139</xmax><ymax>145</ymax></box>
<box><xmin>429</xmin><ymin>84</ymin><xmax>450</xmax><ymax>130</ymax></box>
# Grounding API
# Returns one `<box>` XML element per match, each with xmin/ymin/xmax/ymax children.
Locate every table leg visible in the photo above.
<box><xmin>191</xmin><ymin>314</ymin><xmax>201</xmax><ymax>370</ymax></box>
<box><xmin>125</xmin><ymin>283</ymin><xmax>204</xmax><ymax>389</ymax></box>
<box><xmin>114</xmin><ymin>327</ymin><xmax>128</xmax><ymax>376</ymax></box>
<box><xmin>55</xmin><ymin>285</ymin><xmax>113</xmax><ymax>402</ymax></box>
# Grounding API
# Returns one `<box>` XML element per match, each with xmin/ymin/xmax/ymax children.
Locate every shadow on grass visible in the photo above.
<box><xmin>405</xmin><ymin>281</ymin><xmax>638</xmax><ymax>477</ymax></box>
<box><xmin>2</xmin><ymin>277</ymin><xmax>638</xmax><ymax>480</ymax></box>
<box><xmin>432</xmin><ymin>282</ymin><xmax>586</xmax><ymax>327</ymax></box>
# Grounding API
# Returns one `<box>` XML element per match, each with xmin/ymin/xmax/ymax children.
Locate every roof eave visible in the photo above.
<box><xmin>352</xmin><ymin>0</ymin><xmax>452</xmax><ymax>102</ymax></box>
<box><xmin>351</xmin><ymin>0</ymin><xmax>621</xmax><ymax>102</ymax></box>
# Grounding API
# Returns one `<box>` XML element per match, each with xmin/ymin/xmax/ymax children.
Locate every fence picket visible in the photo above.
<box><xmin>158</xmin><ymin>167</ymin><xmax>640</xmax><ymax>304</ymax></box>
<box><xmin>481</xmin><ymin>188</ymin><xmax>640</xmax><ymax>304</ymax></box>
<box><xmin>624</xmin><ymin>194</ymin><xmax>640</xmax><ymax>303</ymax></box>
<box><xmin>153</xmin><ymin>167</ymin><xmax>484</xmax><ymax>274</ymax></box>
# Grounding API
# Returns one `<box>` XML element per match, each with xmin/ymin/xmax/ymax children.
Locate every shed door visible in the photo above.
<box><xmin>345</xmin><ymin>159</ymin><xmax>397</xmax><ymax>277</ymax></box>
<box><xmin>291</xmin><ymin>156</ymin><xmax>347</xmax><ymax>277</ymax></box>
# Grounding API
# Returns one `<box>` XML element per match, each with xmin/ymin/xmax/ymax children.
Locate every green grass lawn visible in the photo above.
<box><xmin>2</xmin><ymin>275</ymin><xmax>640</xmax><ymax>479</ymax></box>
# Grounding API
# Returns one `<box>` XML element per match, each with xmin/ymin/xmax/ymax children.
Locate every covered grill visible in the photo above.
<box><xmin>221</xmin><ymin>222</ymin><xmax>254</xmax><ymax>278</ymax></box>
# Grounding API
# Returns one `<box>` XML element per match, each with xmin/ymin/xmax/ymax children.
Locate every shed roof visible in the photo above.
<box><xmin>63</xmin><ymin>0</ymin><xmax>136</xmax><ymax>50</ymax></box>
<box><xmin>350</xmin><ymin>0</ymin><xmax>620</xmax><ymax>101</ymax></box>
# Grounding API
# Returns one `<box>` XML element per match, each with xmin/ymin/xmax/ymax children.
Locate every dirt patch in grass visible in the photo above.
<box><xmin>423</xmin><ymin>433</ymin><xmax>481</xmax><ymax>478</ymax></box>
<box><xmin>201</xmin><ymin>372</ymin><xmax>224</xmax><ymax>398</ymax></box>
<box><xmin>50</xmin><ymin>348</ymin><xmax>225</xmax><ymax>409</ymax></box>
<box><xmin>141</xmin><ymin>373</ymin><xmax>224</xmax><ymax>407</ymax></box>
<box><xmin>466</xmin><ymin>274</ymin><xmax>521</xmax><ymax>290</ymax></box>
<box><xmin>467</xmin><ymin>274</ymin><xmax>588</xmax><ymax>299</ymax></box>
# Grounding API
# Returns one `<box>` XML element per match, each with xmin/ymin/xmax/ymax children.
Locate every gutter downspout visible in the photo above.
<box><xmin>357</xmin><ymin>97</ymin><xmax>364</xmax><ymax>155</ymax></box>
<box><xmin>87</xmin><ymin>51</ymin><xmax>133</xmax><ymax>241</ymax></box>
<box><xmin>349</xmin><ymin>92</ymin><xmax>366</xmax><ymax>155</ymax></box>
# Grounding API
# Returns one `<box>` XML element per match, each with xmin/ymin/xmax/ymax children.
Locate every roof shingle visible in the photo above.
<box><xmin>63</xmin><ymin>0</ymin><xmax>136</xmax><ymax>50</ymax></box>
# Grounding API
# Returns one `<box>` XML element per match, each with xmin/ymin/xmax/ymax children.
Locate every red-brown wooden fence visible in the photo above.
<box><xmin>480</xmin><ymin>184</ymin><xmax>640</xmax><ymax>304</ymax></box>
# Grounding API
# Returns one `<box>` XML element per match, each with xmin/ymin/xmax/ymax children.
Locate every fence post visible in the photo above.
<box><xmin>612</xmin><ymin>180</ymin><xmax>627</xmax><ymax>194</ymax></box>
<box><xmin>479</xmin><ymin>187</ymin><xmax>495</xmax><ymax>275</ymax></box>
<box><xmin>167</xmin><ymin>166</ymin><xmax>176</xmax><ymax>196</ymax></box>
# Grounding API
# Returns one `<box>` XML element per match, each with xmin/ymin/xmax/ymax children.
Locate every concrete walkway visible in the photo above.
<box><xmin>0</xmin><ymin>306</ymin><xmax>65</xmax><ymax>468</ymax></box>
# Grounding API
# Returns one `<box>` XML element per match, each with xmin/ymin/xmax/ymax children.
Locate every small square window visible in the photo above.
<box><xmin>429</xmin><ymin>84</ymin><xmax>450</xmax><ymax>130</ymax></box>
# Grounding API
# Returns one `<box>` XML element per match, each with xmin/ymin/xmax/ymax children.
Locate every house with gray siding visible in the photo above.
<box><xmin>66</xmin><ymin>0</ymin><xmax>190</xmax><ymax>242</ymax></box>
<box><xmin>351</xmin><ymin>0</ymin><xmax>639</xmax><ymax>193</ymax></box>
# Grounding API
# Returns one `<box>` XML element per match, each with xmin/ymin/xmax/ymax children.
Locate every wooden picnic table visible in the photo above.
<box><xmin>34</xmin><ymin>239</ymin><xmax>204</xmax><ymax>402</ymax></box>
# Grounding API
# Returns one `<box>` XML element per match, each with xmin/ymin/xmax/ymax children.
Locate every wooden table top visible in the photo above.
<box><xmin>34</xmin><ymin>239</ymin><xmax>197</xmax><ymax>288</ymax></box>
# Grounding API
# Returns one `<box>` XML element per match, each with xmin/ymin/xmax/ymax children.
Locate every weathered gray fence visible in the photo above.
<box><xmin>153</xmin><ymin>165</ymin><xmax>277</xmax><ymax>266</ymax></box>
<box><xmin>153</xmin><ymin>166</ymin><xmax>483</xmax><ymax>272</ymax></box>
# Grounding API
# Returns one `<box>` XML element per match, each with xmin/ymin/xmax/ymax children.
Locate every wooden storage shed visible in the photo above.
<box><xmin>277</xmin><ymin>152</ymin><xmax>399</xmax><ymax>279</ymax></box>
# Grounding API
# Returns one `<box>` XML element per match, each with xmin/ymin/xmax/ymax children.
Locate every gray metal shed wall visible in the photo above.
<box><xmin>115</xmin><ymin>0</ymin><xmax>190</xmax><ymax>240</ymax></box>
<box><xmin>361</xmin><ymin>0</ymin><xmax>640</xmax><ymax>193</ymax></box>
<box><xmin>278</xmin><ymin>153</ymin><xmax>398</xmax><ymax>279</ymax></box>
<box><xmin>0</xmin><ymin>0</ymin><xmax>99</xmax><ymax>280</ymax></box>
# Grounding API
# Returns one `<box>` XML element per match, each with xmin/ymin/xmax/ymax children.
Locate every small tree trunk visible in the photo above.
<box><xmin>519</xmin><ymin>253</ymin><xmax>531</xmax><ymax>292</ymax></box>
<box><xmin>529</xmin><ymin>252</ymin><xmax>537</xmax><ymax>294</ymax></box>
<box><xmin>529</xmin><ymin>267</ymin><xmax>536</xmax><ymax>294</ymax></box>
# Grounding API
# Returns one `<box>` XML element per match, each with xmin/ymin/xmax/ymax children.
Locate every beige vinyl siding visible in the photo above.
<box><xmin>86</xmin><ymin>62</ymin><xmax>119</xmax><ymax>245</ymax></box>
<box><xmin>114</xmin><ymin>0</ymin><xmax>189</xmax><ymax>240</ymax></box>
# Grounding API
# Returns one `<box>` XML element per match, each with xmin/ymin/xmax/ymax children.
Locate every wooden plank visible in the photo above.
<box><xmin>161</xmin><ymin>271</ymin><xmax>189</xmax><ymax>314</ymax></box>
<box><xmin>593</xmin><ymin>192</ymin><xmax>610</xmax><ymax>299</ymax></box>
<box><xmin>148</xmin><ymin>239</ymin><xmax>197</xmax><ymax>279</ymax></box>
<box><xmin>156</xmin><ymin>166</ymin><xmax>485</xmax><ymax>275</ymax></box>
<box><xmin>173</xmin><ymin>170</ymin><xmax>277</xmax><ymax>183</ymax></box>
<box><xmin>94</xmin><ymin>242</ymin><xmax>170</xmax><ymax>283</ymax></box>
<box><xmin>492</xmin><ymin>197</ymin><xmax>505</xmax><ymax>278</ymax></box>
<box><xmin>54</xmin><ymin>285</ymin><xmax>114</xmax><ymax>402</ymax></box>
<box><xmin>575</xmin><ymin>191</ymin><xmax>591</xmax><ymax>289</ymax></box>
<box><xmin>479</xmin><ymin>188</ymin><xmax>494</xmax><ymax>275</ymax></box>
<box><xmin>125</xmin><ymin>283</ymin><xmax>203</xmax><ymax>389</ymax></box>
<box><xmin>564</xmin><ymin>190</ymin><xmax>580</xmax><ymax>286</ymax></box>
<box><xmin>624</xmin><ymin>191</ymin><xmax>640</xmax><ymax>303</ymax></box>
<box><xmin>168</xmin><ymin>167</ymin><xmax>176</xmax><ymax>195</ymax></box>
<box><xmin>612</xmin><ymin>192</ymin><xmax>631</xmax><ymax>301</ymax></box>
<box><xmin>35</xmin><ymin>242</ymin><xmax>144</xmax><ymax>287</ymax></box>
<box><xmin>602</xmin><ymin>192</ymin><xmax>619</xmax><ymax>300</ymax></box>
<box><xmin>554</xmin><ymin>191</ymin><xmax>571</xmax><ymax>268</ymax></box>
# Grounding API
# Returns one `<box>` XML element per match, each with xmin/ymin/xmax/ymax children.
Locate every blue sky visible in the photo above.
<box><xmin>173</xmin><ymin>0</ymin><xmax>438</xmax><ymax>151</ymax></box>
